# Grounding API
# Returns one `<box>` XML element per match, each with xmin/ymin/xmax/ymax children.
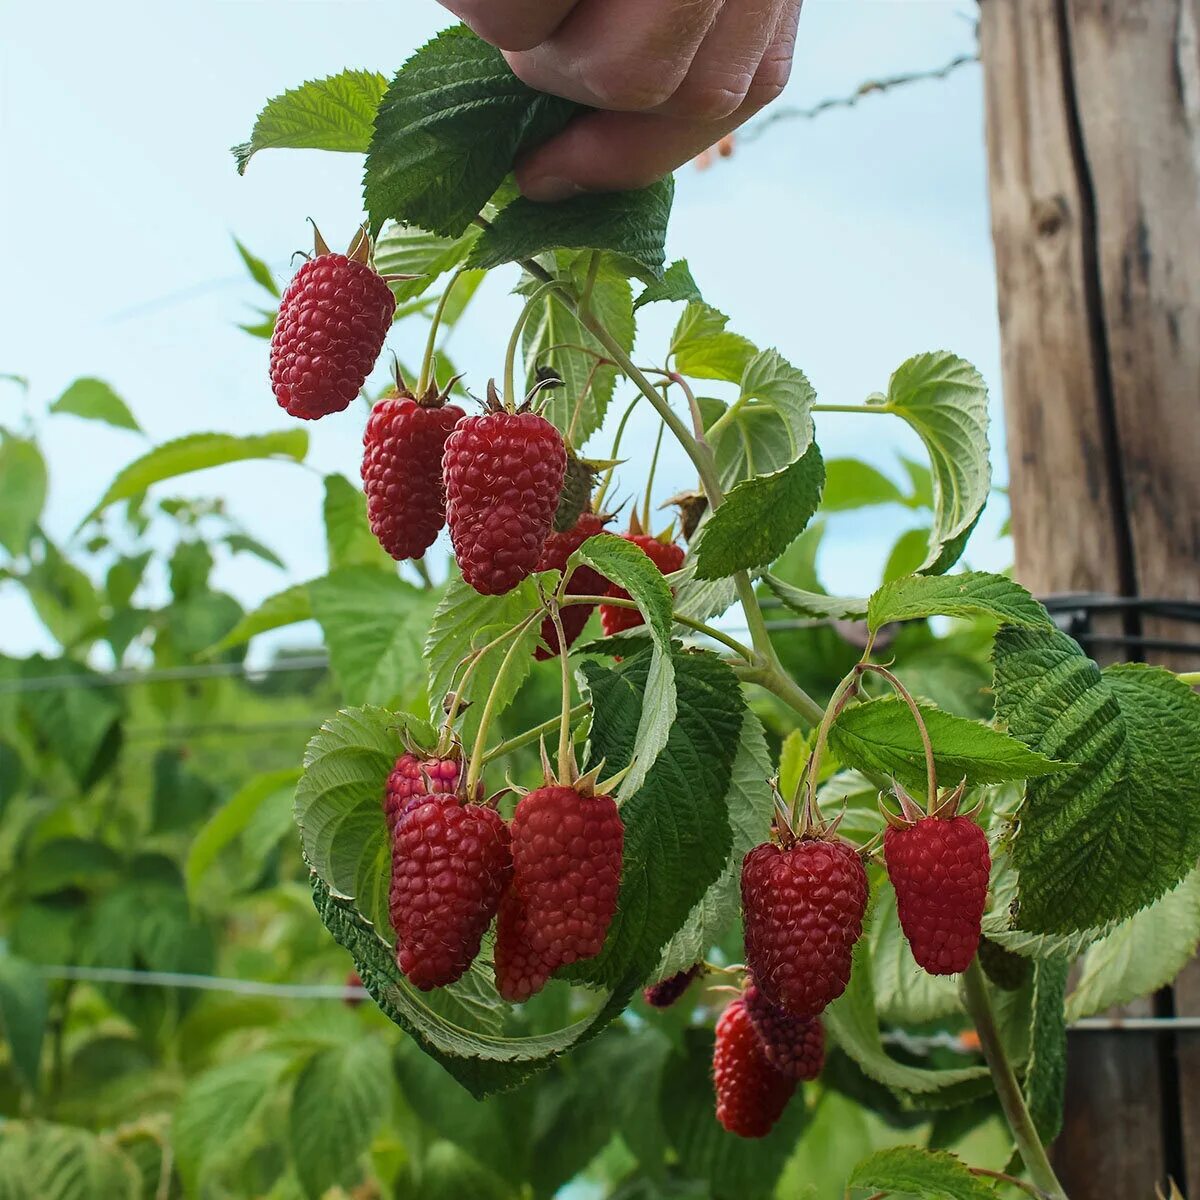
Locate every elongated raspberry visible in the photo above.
<box><xmin>741</xmin><ymin>838</ymin><xmax>868</xmax><ymax>1019</ymax></box>
<box><xmin>270</xmin><ymin>253</ymin><xmax>394</xmax><ymax>419</ymax></box>
<box><xmin>388</xmin><ymin>796</ymin><xmax>511</xmax><ymax>990</ymax></box>
<box><xmin>510</xmin><ymin>784</ymin><xmax>623</xmax><ymax>969</ymax></box>
<box><xmin>743</xmin><ymin>984</ymin><xmax>825</xmax><ymax>1081</ymax></box>
<box><xmin>713</xmin><ymin>998</ymin><xmax>795</xmax><ymax>1138</ymax></box>
<box><xmin>383</xmin><ymin>753</ymin><xmax>459</xmax><ymax>835</ymax></box>
<box><xmin>534</xmin><ymin>512</ymin><xmax>611</xmax><ymax>660</ymax></box>
<box><xmin>884</xmin><ymin>815</ymin><xmax>990</xmax><ymax>975</ymax></box>
<box><xmin>600</xmin><ymin>534</ymin><xmax>685</xmax><ymax>636</ymax></box>
<box><xmin>494</xmin><ymin>886</ymin><xmax>557</xmax><ymax>1002</ymax></box>
<box><xmin>442</xmin><ymin>407</ymin><xmax>566</xmax><ymax>595</ymax></box>
<box><xmin>643</xmin><ymin>963</ymin><xmax>701</xmax><ymax>1009</ymax></box>
<box><xmin>362</xmin><ymin>393</ymin><xmax>464</xmax><ymax>560</ymax></box>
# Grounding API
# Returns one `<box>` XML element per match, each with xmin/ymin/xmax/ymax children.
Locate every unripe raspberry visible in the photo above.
<box><xmin>552</xmin><ymin>451</ymin><xmax>596</xmax><ymax>533</ymax></box>
<box><xmin>362</xmin><ymin>392</ymin><xmax>463</xmax><ymax>560</ymax></box>
<box><xmin>388</xmin><ymin>796</ymin><xmax>511</xmax><ymax>990</ymax></box>
<box><xmin>383</xmin><ymin>753</ymin><xmax>459</xmax><ymax>835</ymax></box>
<box><xmin>643</xmin><ymin>964</ymin><xmax>701</xmax><ymax>1009</ymax></box>
<box><xmin>534</xmin><ymin>512</ymin><xmax>611</xmax><ymax>660</ymax></box>
<box><xmin>713</xmin><ymin>998</ymin><xmax>795</xmax><ymax>1138</ymax></box>
<box><xmin>883</xmin><ymin>815</ymin><xmax>990</xmax><ymax>975</ymax></box>
<box><xmin>743</xmin><ymin>984</ymin><xmax>825</xmax><ymax>1081</ymax></box>
<box><xmin>741</xmin><ymin>837</ymin><xmax>868</xmax><ymax>1019</ymax></box>
<box><xmin>270</xmin><ymin>252</ymin><xmax>394</xmax><ymax>419</ymax></box>
<box><xmin>977</xmin><ymin>935</ymin><xmax>1032</xmax><ymax>992</ymax></box>
<box><xmin>600</xmin><ymin>534</ymin><xmax>684</xmax><ymax>636</ymax></box>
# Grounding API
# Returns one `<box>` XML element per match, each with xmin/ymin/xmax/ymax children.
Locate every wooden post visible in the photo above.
<box><xmin>979</xmin><ymin>0</ymin><xmax>1200</xmax><ymax>1195</ymax></box>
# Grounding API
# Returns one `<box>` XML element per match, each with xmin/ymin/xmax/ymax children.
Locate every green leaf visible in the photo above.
<box><xmin>289</xmin><ymin>1037</ymin><xmax>391</xmax><ymax>1199</ymax></box>
<box><xmin>79</xmin><ymin>431</ymin><xmax>307</xmax><ymax>527</ymax></box>
<box><xmin>0</xmin><ymin>1122</ymin><xmax>141</xmax><ymax>1200</ymax></box>
<box><xmin>0</xmin><ymin>434</ymin><xmax>47</xmax><ymax>555</ymax></box>
<box><xmin>884</xmin><ymin>527</ymin><xmax>932</xmax><ymax>583</ymax></box>
<box><xmin>309</xmin><ymin>568</ymin><xmax>440</xmax><ymax>707</ymax></box>
<box><xmin>233</xmin><ymin>237</ymin><xmax>279</xmax><ymax>296</ymax></box>
<box><xmin>50</xmin><ymin>378</ymin><xmax>141</xmax><ymax>433</ymax></box>
<box><xmin>847</xmin><ymin>1146</ymin><xmax>997</xmax><ymax>1199</ymax></box>
<box><xmin>20</xmin><ymin>657</ymin><xmax>121</xmax><ymax>787</ymax></box>
<box><xmin>374</xmin><ymin>220</ymin><xmax>482</xmax><ymax>303</ymax></box>
<box><xmin>323</xmin><ymin>473</ymin><xmax>394</xmax><ymax>571</ymax></box>
<box><xmin>868</xmin><ymin>572</ymin><xmax>1053</xmax><ymax>633</ymax></box>
<box><xmin>23</xmin><ymin>538</ymin><xmax>102</xmax><ymax>651</ymax></box>
<box><xmin>635</xmin><ymin>259</ymin><xmax>702</xmax><ymax>310</ymax></box>
<box><xmin>233</xmin><ymin>69</ymin><xmax>388</xmax><ymax>173</ymax></box>
<box><xmin>186</xmin><ymin>769</ymin><xmax>301</xmax><ymax>901</ymax></box>
<box><xmin>105</xmin><ymin>552</ymin><xmax>151</xmax><ymax>610</ymax></box>
<box><xmin>364</xmin><ymin>26</ymin><xmax>578</xmax><ymax>236</ymax></box>
<box><xmin>830</xmin><ymin>696</ymin><xmax>1069</xmax><ymax>791</ymax></box>
<box><xmin>762</xmin><ymin>574</ymin><xmax>868</xmax><ymax>621</ymax></box>
<box><xmin>1024</xmin><ymin>955</ymin><xmax>1068</xmax><ymax>1145</ymax></box>
<box><xmin>571</xmin><ymin>650</ymin><xmax>744</xmax><ymax>986</ymax></box>
<box><xmin>869</xmin><ymin>883</ymin><xmax>961</xmax><ymax>1025</ymax></box>
<box><xmin>574</xmin><ymin>535</ymin><xmax>677</xmax><ymax>798</ymax></box>
<box><xmin>654</xmin><ymin>711</ymin><xmax>774</xmax><ymax>979</ymax></box>
<box><xmin>1067</xmin><ymin>868</ymin><xmax>1200</xmax><ymax>1020</ymax></box>
<box><xmin>205</xmin><ymin>580</ymin><xmax>313</xmax><ymax>654</ymax></box>
<box><xmin>0</xmin><ymin>954</ymin><xmax>47</xmax><ymax>1091</ymax></box>
<box><xmin>469</xmin><ymin>181</ymin><xmax>673</xmax><ymax>282</ymax></box>
<box><xmin>884</xmin><ymin>353</ymin><xmax>990</xmax><ymax>573</ymax></box>
<box><xmin>224</xmin><ymin>532</ymin><xmax>285</xmax><ymax>569</ymax></box>
<box><xmin>694</xmin><ymin>443</ymin><xmax>823</xmax><ymax>579</ymax></box>
<box><xmin>821</xmin><ymin>459</ymin><xmax>905</xmax><ymax>512</ymax></box>
<box><xmin>670</xmin><ymin>303</ymin><xmax>756</xmax><ymax>383</ymax></box>
<box><xmin>993</xmin><ymin>628</ymin><xmax>1200</xmax><ymax>932</ymax></box>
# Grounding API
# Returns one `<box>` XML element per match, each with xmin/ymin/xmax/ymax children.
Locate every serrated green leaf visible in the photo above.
<box><xmin>0</xmin><ymin>954</ymin><xmax>47</xmax><ymax>1092</ymax></box>
<box><xmin>364</xmin><ymin>26</ymin><xmax>578</xmax><ymax>236</ymax></box>
<box><xmin>50</xmin><ymin>378</ymin><xmax>141</xmax><ymax>433</ymax></box>
<box><xmin>1024</xmin><ymin>955</ymin><xmax>1068</xmax><ymax>1145</ymax></box>
<box><xmin>694</xmin><ymin>443</ymin><xmax>823</xmax><ymax>579</ymax></box>
<box><xmin>822</xmin><ymin>458</ymin><xmax>906</xmax><ymax>512</ymax></box>
<box><xmin>869</xmin><ymin>883</ymin><xmax>961</xmax><ymax>1025</ymax></box>
<box><xmin>847</xmin><ymin>1146</ymin><xmax>997</xmax><ymax>1199</ymax></box>
<box><xmin>323</xmin><ymin>472</ymin><xmax>394</xmax><ymax>571</ymax></box>
<box><xmin>868</xmin><ymin>572</ymin><xmax>1052</xmax><ymax>633</ymax></box>
<box><xmin>470</xmin><ymin>181</ymin><xmax>673</xmax><ymax>282</ymax></box>
<box><xmin>309</xmin><ymin>567</ymin><xmax>440</xmax><ymax>707</ymax></box>
<box><xmin>1067</xmin><ymin>868</ymin><xmax>1200</xmax><ymax>1020</ymax></box>
<box><xmin>289</xmin><ymin>1038</ymin><xmax>391</xmax><ymax>1199</ymax></box>
<box><xmin>884</xmin><ymin>353</ymin><xmax>990</xmax><ymax>574</ymax></box>
<box><xmin>762</xmin><ymin>573</ymin><xmax>868</xmax><ymax>620</ymax></box>
<box><xmin>830</xmin><ymin>695</ymin><xmax>1069</xmax><ymax>791</ymax></box>
<box><xmin>994</xmin><ymin>628</ymin><xmax>1200</xmax><ymax>932</ymax></box>
<box><xmin>670</xmin><ymin>303</ymin><xmax>756</xmax><ymax>383</ymax></box>
<box><xmin>375</xmin><ymin>221</ymin><xmax>484</xmax><ymax>305</ymax></box>
<box><xmin>0</xmin><ymin>1122</ymin><xmax>141</xmax><ymax>1200</ymax></box>
<box><xmin>233</xmin><ymin>69</ymin><xmax>388</xmax><ymax>173</ymax></box>
<box><xmin>205</xmin><ymin>581</ymin><xmax>313</xmax><ymax>654</ymax></box>
<box><xmin>0</xmin><ymin>434</ymin><xmax>47</xmax><ymax>556</ymax></box>
<box><xmin>635</xmin><ymin>259</ymin><xmax>702</xmax><ymax>310</ymax></box>
<box><xmin>79</xmin><ymin>431</ymin><xmax>307</xmax><ymax>528</ymax></box>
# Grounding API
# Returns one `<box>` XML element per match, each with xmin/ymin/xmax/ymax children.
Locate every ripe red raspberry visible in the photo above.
<box><xmin>270</xmin><ymin>252</ymin><xmax>395</xmax><ymax>419</ymax></box>
<box><xmin>883</xmin><ymin>815</ymin><xmax>990</xmax><ymax>975</ymax></box>
<box><xmin>741</xmin><ymin>837</ymin><xmax>868</xmax><ymax>1019</ymax></box>
<box><xmin>383</xmin><ymin>752</ymin><xmax>459</xmax><ymax>835</ymax></box>
<box><xmin>388</xmin><ymin>796</ymin><xmax>511</xmax><ymax>990</ymax></box>
<box><xmin>743</xmin><ymin>984</ymin><xmax>825</xmax><ymax>1081</ymax></box>
<box><xmin>509</xmin><ymin>784</ymin><xmax>624</xmax><ymax>969</ymax></box>
<box><xmin>534</xmin><ymin>512</ymin><xmax>611</xmax><ymax>660</ymax></box>
<box><xmin>600</xmin><ymin>534</ymin><xmax>685</xmax><ymax>636</ymax></box>
<box><xmin>713</xmin><ymin>998</ymin><xmax>796</xmax><ymax>1138</ymax></box>
<box><xmin>493</xmin><ymin>886</ymin><xmax>557</xmax><ymax>1002</ymax></box>
<box><xmin>643</xmin><ymin>963</ymin><xmax>701</xmax><ymax>1008</ymax></box>
<box><xmin>442</xmin><ymin>403</ymin><xmax>566</xmax><ymax>595</ymax></box>
<box><xmin>362</xmin><ymin>390</ymin><xmax>464</xmax><ymax>560</ymax></box>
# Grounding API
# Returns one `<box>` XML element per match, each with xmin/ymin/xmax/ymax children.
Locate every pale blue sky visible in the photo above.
<box><xmin>0</xmin><ymin>0</ymin><xmax>1001</xmax><ymax>659</ymax></box>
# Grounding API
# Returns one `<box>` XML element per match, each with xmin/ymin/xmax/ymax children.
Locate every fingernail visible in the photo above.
<box><xmin>520</xmin><ymin>175</ymin><xmax>584</xmax><ymax>203</ymax></box>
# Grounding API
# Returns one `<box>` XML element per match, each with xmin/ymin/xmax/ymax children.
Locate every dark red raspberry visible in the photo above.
<box><xmin>883</xmin><ymin>815</ymin><xmax>990</xmax><ymax>975</ymax></box>
<box><xmin>743</xmin><ymin>984</ymin><xmax>825</xmax><ymax>1081</ymax></box>
<box><xmin>509</xmin><ymin>784</ymin><xmax>624</xmax><ymax>969</ymax></box>
<box><xmin>534</xmin><ymin>512</ymin><xmax>611</xmax><ymax>660</ymax></box>
<box><xmin>493</xmin><ymin>886</ymin><xmax>557</xmax><ymax>1002</ymax></box>
<box><xmin>442</xmin><ymin>404</ymin><xmax>566</xmax><ymax>595</ymax></box>
<box><xmin>388</xmin><ymin>796</ymin><xmax>511</xmax><ymax>990</ymax></box>
<box><xmin>362</xmin><ymin>392</ymin><xmax>464</xmax><ymax>560</ymax></box>
<box><xmin>713</xmin><ymin>998</ymin><xmax>795</xmax><ymax>1138</ymax></box>
<box><xmin>270</xmin><ymin>253</ymin><xmax>395</xmax><ymax>420</ymax></box>
<box><xmin>741</xmin><ymin>837</ymin><xmax>868</xmax><ymax>1019</ymax></box>
<box><xmin>383</xmin><ymin>752</ymin><xmax>459</xmax><ymax>836</ymax></box>
<box><xmin>600</xmin><ymin>534</ymin><xmax>685</xmax><ymax>636</ymax></box>
<box><xmin>643</xmin><ymin>963</ymin><xmax>701</xmax><ymax>1008</ymax></box>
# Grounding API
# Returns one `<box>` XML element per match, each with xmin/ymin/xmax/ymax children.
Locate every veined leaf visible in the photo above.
<box><xmin>373</xmin><ymin>219</ymin><xmax>482</xmax><ymax>304</ymax></box>
<box><xmin>50</xmin><ymin>378</ymin><xmax>141</xmax><ymax>433</ymax></box>
<box><xmin>324</xmin><ymin>473</ymin><xmax>394</xmax><ymax>571</ymax></box>
<box><xmin>1024</xmin><ymin>956</ymin><xmax>1068</xmax><ymax>1144</ymax></box>
<box><xmin>869</xmin><ymin>883</ymin><xmax>961</xmax><ymax>1025</ymax></box>
<box><xmin>205</xmin><ymin>581</ymin><xmax>313</xmax><ymax>654</ymax></box>
<box><xmin>762</xmin><ymin>573</ymin><xmax>868</xmax><ymax>621</ymax></box>
<box><xmin>867</xmin><ymin>572</ymin><xmax>1053</xmax><ymax>633</ymax></box>
<box><xmin>635</xmin><ymin>259</ymin><xmax>702</xmax><ymax>310</ymax></box>
<box><xmin>670</xmin><ymin>302</ymin><xmax>756</xmax><ymax>383</ymax></box>
<box><xmin>822</xmin><ymin>459</ymin><xmax>905</xmax><ymax>512</ymax></box>
<box><xmin>0</xmin><ymin>954</ymin><xmax>47</xmax><ymax>1092</ymax></box>
<box><xmin>847</xmin><ymin>1146</ymin><xmax>997</xmax><ymax>1200</ymax></box>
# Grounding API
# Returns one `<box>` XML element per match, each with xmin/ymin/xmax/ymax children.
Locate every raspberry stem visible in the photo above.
<box><xmin>416</xmin><ymin>267</ymin><xmax>468</xmax><ymax>397</ymax></box>
<box><xmin>593</xmin><ymin>395</ymin><xmax>639</xmax><ymax>512</ymax></box>
<box><xmin>642</xmin><ymin>416</ymin><xmax>666</xmax><ymax>531</ymax></box>
<box><xmin>858</xmin><ymin>662</ymin><xmax>938</xmax><ymax>812</ymax></box>
<box><xmin>504</xmin><ymin>280</ymin><xmax>562</xmax><ymax>413</ymax></box>
<box><xmin>481</xmin><ymin>702</ymin><xmax>589</xmax><ymax>766</ymax></box>
<box><xmin>547</xmin><ymin>601</ymin><xmax>576</xmax><ymax>781</ymax></box>
<box><xmin>559</xmin><ymin>594</ymin><xmax>755</xmax><ymax>661</ymax></box>
<box><xmin>794</xmin><ymin>669</ymin><xmax>862</xmax><ymax>834</ymax></box>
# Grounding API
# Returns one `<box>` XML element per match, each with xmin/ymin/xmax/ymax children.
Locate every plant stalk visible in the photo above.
<box><xmin>858</xmin><ymin>662</ymin><xmax>938</xmax><ymax>811</ymax></box>
<box><xmin>482</xmin><ymin>702</ymin><xmax>589</xmax><ymax>765</ymax></box>
<box><xmin>416</xmin><ymin>267</ymin><xmax>467</xmax><ymax>396</ymax></box>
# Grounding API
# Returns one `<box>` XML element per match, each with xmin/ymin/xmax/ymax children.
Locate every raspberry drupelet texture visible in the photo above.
<box><xmin>442</xmin><ymin>410</ymin><xmax>566</xmax><ymax>595</ymax></box>
<box><xmin>510</xmin><ymin>784</ymin><xmax>624</xmax><ymax>969</ymax></box>
<box><xmin>643</xmin><ymin>963</ymin><xmax>701</xmax><ymax>1009</ymax></box>
<box><xmin>493</xmin><ymin>886</ymin><xmax>557</xmax><ymax>1002</ymax></box>
<box><xmin>362</xmin><ymin>394</ymin><xmax>464</xmax><ymax>560</ymax></box>
<box><xmin>382</xmin><ymin>752</ymin><xmax>460</xmax><ymax>836</ymax></box>
<box><xmin>534</xmin><ymin>512</ymin><xmax>611</xmax><ymax>660</ymax></box>
<box><xmin>883</xmin><ymin>815</ymin><xmax>990</xmax><ymax>975</ymax></box>
<box><xmin>388</xmin><ymin>796</ymin><xmax>512</xmax><ymax>990</ymax></box>
<box><xmin>743</xmin><ymin>984</ymin><xmax>825</xmax><ymax>1081</ymax></box>
<box><xmin>600</xmin><ymin>534</ymin><xmax>685</xmax><ymax>636</ymax></box>
<box><xmin>270</xmin><ymin>253</ymin><xmax>395</xmax><ymax>420</ymax></box>
<box><xmin>741</xmin><ymin>838</ymin><xmax>868</xmax><ymax>1019</ymax></box>
<box><xmin>713</xmin><ymin>998</ymin><xmax>796</xmax><ymax>1138</ymax></box>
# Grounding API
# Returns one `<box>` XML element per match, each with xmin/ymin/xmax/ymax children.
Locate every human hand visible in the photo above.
<box><xmin>438</xmin><ymin>0</ymin><xmax>803</xmax><ymax>200</ymax></box>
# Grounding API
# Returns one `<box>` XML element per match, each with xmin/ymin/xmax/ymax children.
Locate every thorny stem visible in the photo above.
<box><xmin>503</xmin><ymin>279</ymin><xmax>561</xmax><ymax>411</ymax></box>
<box><xmin>858</xmin><ymin>662</ymin><xmax>938</xmax><ymax>811</ymax></box>
<box><xmin>482</xmin><ymin>702</ymin><xmax>589</xmax><ymax>765</ymax></box>
<box><xmin>548</xmin><ymin>601</ymin><xmax>575</xmax><ymax>781</ymax></box>
<box><xmin>416</xmin><ymin>267</ymin><xmax>468</xmax><ymax>396</ymax></box>
<box><xmin>560</xmin><ymin>594</ymin><xmax>755</xmax><ymax>661</ymax></box>
<box><xmin>962</xmin><ymin>960</ymin><xmax>1069</xmax><ymax>1200</ymax></box>
<box><xmin>642</xmin><ymin>415</ymin><xmax>666</xmax><ymax>530</ymax></box>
